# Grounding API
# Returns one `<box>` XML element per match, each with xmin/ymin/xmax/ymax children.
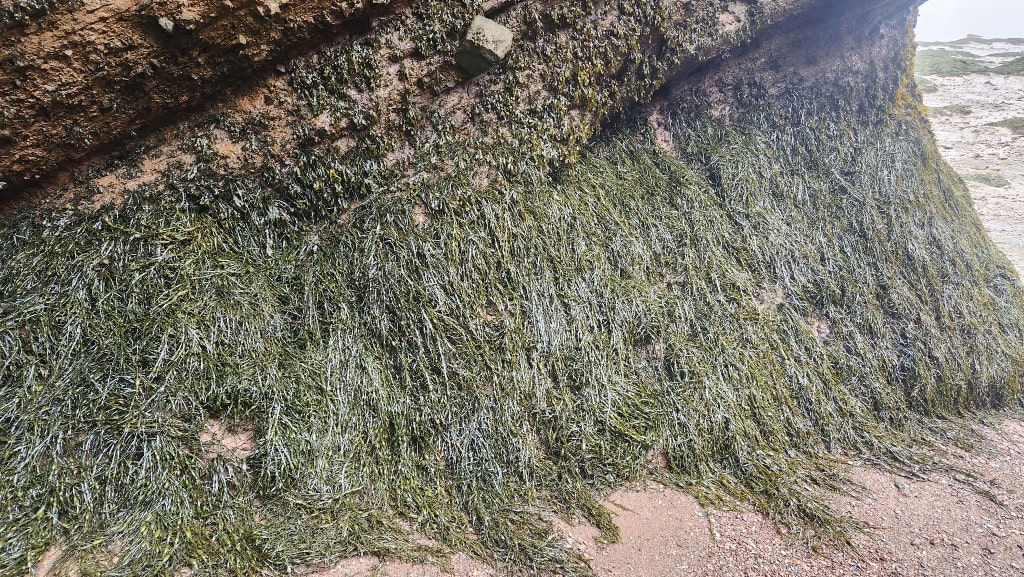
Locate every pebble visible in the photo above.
<box><xmin>158</xmin><ymin>17</ymin><xmax>175</xmax><ymax>34</ymax></box>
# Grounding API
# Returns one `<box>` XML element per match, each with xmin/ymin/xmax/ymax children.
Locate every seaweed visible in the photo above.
<box><xmin>914</xmin><ymin>75</ymin><xmax>938</xmax><ymax>93</ymax></box>
<box><xmin>961</xmin><ymin>171</ymin><xmax>1011</xmax><ymax>188</ymax></box>
<box><xmin>993</xmin><ymin>56</ymin><xmax>1024</xmax><ymax>75</ymax></box>
<box><xmin>0</xmin><ymin>0</ymin><xmax>79</xmax><ymax>31</ymax></box>
<box><xmin>914</xmin><ymin>49</ymin><xmax>989</xmax><ymax>77</ymax></box>
<box><xmin>927</xmin><ymin>104</ymin><xmax>972</xmax><ymax>117</ymax></box>
<box><xmin>1</xmin><ymin>1</ymin><xmax>1023</xmax><ymax>576</ymax></box>
<box><xmin>987</xmin><ymin>117</ymin><xmax>1024</xmax><ymax>135</ymax></box>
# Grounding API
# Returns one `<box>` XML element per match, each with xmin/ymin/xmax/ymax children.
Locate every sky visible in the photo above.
<box><xmin>916</xmin><ymin>0</ymin><xmax>1024</xmax><ymax>41</ymax></box>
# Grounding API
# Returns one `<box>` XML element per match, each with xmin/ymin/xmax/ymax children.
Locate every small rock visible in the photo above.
<box><xmin>256</xmin><ymin>0</ymin><xmax>287</xmax><ymax>16</ymax></box>
<box><xmin>456</xmin><ymin>15</ymin><xmax>514</xmax><ymax>76</ymax></box>
<box><xmin>158</xmin><ymin>17</ymin><xmax>175</xmax><ymax>34</ymax></box>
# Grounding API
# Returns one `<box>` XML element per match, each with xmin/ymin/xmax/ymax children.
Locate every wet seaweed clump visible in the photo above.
<box><xmin>988</xmin><ymin>116</ymin><xmax>1024</xmax><ymax>135</ymax></box>
<box><xmin>993</xmin><ymin>56</ymin><xmax>1024</xmax><ymax>75</ymax></box>
<box><xmin>914</xmin><ymin>49</ymin><xmax>989</xmax><ymax>76</ymax></box>
<box><xmin>2</xmin><ymin>1</ymin><xmax>1024</xmax><ymax>577</ymax></box>
<box><xmin>927</xmin><ymin>104</ymin><xmax>972</xmax><ymax>117</ymax></box>
<box><xmin>961</xmin><ymin>171</ymin><xmax>1011</xmax><ymax>188</ymax></box>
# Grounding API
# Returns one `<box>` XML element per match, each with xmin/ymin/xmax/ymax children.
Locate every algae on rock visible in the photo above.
<box><xmin>2</xmin><ymin>0</ymin><xmax>1024</xmax><ymax>576</ymax></box>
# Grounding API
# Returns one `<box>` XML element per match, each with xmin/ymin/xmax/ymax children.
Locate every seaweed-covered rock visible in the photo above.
<box><xmin>1</xmin><ymin>0</ymin><xmax>1023</xmax><ymax>576</ymax></box>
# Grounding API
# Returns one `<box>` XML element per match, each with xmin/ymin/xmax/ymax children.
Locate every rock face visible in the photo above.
<box><xmin>455</xmin><ymin>15</ymin><xmax>514</xmax><ymax>75</ymax></box>
<box><xmin>0</xmin><ymin>0</ymin><xmax>410</xmax><ymax>193</ymax></box>
<box><xmin>0</xmin><ymin>0</ymin><xmax>871</xmax><ymax>196</ymax></box>
<box><xmin>1</xmin><ymin>1</ymin><xmax>1023</xmax><ymax>576</ymax></box>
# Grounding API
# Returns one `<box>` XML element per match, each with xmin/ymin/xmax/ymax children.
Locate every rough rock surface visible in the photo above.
<box><xmin>1</xmin><ymin>0</ymin><xmax>865</xmax><ymax>196</ymax></box>
<box><xmin>0</xmin><ymin>0</ymin><xmax>409</xmax><ymax>191</ymax></box>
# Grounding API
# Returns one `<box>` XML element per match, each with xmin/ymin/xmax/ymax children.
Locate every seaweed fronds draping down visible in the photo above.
<box><xmin>3</xmin><ymin>1</ymin><xmax>1024</xmax><ymax>572</ymax></box>
<box><xmin>2</xmin><ymin>82</ymin><xmax>1023</xmax><ymax>575</ymax></box>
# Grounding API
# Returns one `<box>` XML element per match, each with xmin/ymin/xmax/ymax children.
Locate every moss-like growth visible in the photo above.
<box><xmin>928</xmin><ymin>104</ymin><xmax>973</xmax><ymax>117</ymax></box>
<box><xmin>987</xmin><ymin>117</ymin><xmax>1024</xmax><ymax>135</ymax></box>
<box><xmin>993</xmin><ymin>56</ymin><xmax>1024</xmax><ymax>75</ymax></box>
<box><xmin>962</xmin><ymin>171</ymin><xmax>1011</xmax><ymax>188</ymax></box>
<box><xmin>1</xmin><ymin>1</ymin><xmax>1023</xmax><ymax>577</ymax></box>
<box><xmin>0</xmin><ymin>0</ymin><xmax>78</xmax><ymax>31</ymax></box>
<box><xmin>915</xmin><ymin>49</ymin><xmax>989</xmax><ymax>76</ymax></box>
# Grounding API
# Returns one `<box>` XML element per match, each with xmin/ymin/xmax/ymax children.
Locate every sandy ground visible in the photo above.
<box><xmin>568</xmin><ymin>423</ymin><xmax>1024</xmax><ymax>577</ymax></box>
<box><xmin>920</xmin><ymin>64</ymin><xmax>1024</xmax><ymax>274</ymax></box>
<box><xmin>310</xmin><ymin>421</ymin><xmax>1024</xmax><ymax>577</ymax></box>
<box><xmin>296</xmin><ymin>42</ymin><xmax>1024</xmax><ymax>577</ymax></box>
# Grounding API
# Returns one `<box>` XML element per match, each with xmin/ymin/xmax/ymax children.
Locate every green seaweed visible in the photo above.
<box><xmin>0</xmin><ymin>0</ymin><xmax>80</xmax><ymax>31</ymax></box>
<box><xmin>987</xmin><ymin>117</ymin><xmax>1024</xmax><ymax>135</ymax></box>
<box><xmin>915</xmin><ymin>49</ymin><xmax>989</xmax><ymax>76</ymax></box>
<box><xmin>928</xmin><ymin>104</ymin><xmax>972</xmax><ymax>117</ymax></box>
<box><xmin>1</xmin><ymin>1</ymin><xmax>1023</xmax><ymax>576</ymax></box>
<box><xmin>915</xmin><ymin>75</ymin><xmax>938</xmax><ymax>93</ymax></box>
<box><xmin>919</xmin><ymin>37</ymin><xmax>1024</xmax><ymax>47</ymax></box>
<box><xmin>993</xmin><ymin>56</ymin><xmax>1024</xmax><ymax>75</ymax></box>
<box><xmin>961</xmin><ymin>171</ymin><xmax>1011</xmax><ymax>188</ymax></box>
<box><xmin>3</xmin><ymin>87</ymin><xmax>1023</xmax><ymax>576</ymax></box>
<box><xmin>988</xmin><ymin>51</ymin><xmax>1024</xmax><ymax>59</ymax></box>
